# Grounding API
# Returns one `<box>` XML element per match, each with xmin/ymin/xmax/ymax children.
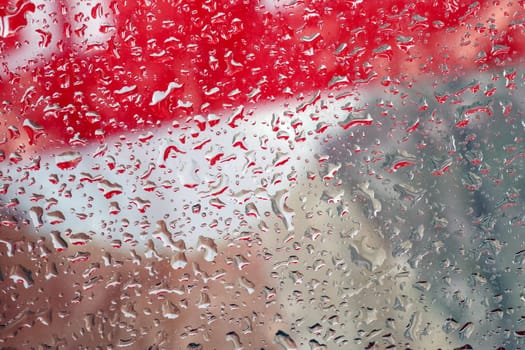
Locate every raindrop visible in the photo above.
<box><xmin>55</xmin><ymin>151</ymin><xmax>83</xmax><ymax>170</ymax></box>
<box><xmin>275</xmin><ymin>330</ymin><xmax>297</xmax><ymax>350</ymax></box>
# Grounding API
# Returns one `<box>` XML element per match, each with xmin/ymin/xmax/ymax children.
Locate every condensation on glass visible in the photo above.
<box><xmin>1</xmin><ymin>0</ymin><xmax>525</xmax><ymax>349</ymax></box>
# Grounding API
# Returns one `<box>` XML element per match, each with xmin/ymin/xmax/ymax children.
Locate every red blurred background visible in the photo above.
<box><xmin>2</xmin><ymin>0</ymin><xmax>525</xmax><ymax>156</ymax></box>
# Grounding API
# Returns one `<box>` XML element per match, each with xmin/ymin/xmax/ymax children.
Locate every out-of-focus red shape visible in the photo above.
<box><xmin>1</xmin><ymin>0</ymin><xmax>525</xmax><ymax>152</ymax></box>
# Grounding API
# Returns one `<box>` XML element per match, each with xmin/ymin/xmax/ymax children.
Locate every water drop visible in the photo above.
<box><xmin>55</xmin><ymin>151</ymin><xmax>82</xmax><ymax>170</ymax></box>
<box><xmin>275</xmin><ymin>330</ymin><xmax>297</xmax><ymax>350</ymax></box>
<box><xmin>9</xmin><ymin>265</ymin><xmax>33</xmax><ymax>288</ymax></box>
<box><xmin>271</xmin><ymin>189</ymin><xmax>295</xmax><ymax>231</ymax></box>
<box><xmin>197</xmin><ymin>236</ymin><xmax>218</xmax><ymax>262</ymax></box>
<box><xmin>162</xmin><ymin>300</ymin><xmax>180</xmax><ymax>319</ymax></box>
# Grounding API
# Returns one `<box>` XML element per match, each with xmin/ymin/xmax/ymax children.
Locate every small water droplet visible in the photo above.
<box><xmin>161</xmin><ymin>300</ymin><xmax>180</xmax><ymax>319</ymax></box>
<box><xmin>55</xmin><ymin>151</ymin><xmax>82</xmax><ymax>170</ymax></box>
<box><xmin>197</xmin><ymin>236</ymin><xmax>218</xmax><ymax>262</ymax></box>
<box><xmin>9</xmin><ymin>264</ymin><xmax>33</xmax><ymax>288</ymax></box>
<box><xmin>226</xmin><ymin>331</ymin><xmax>243</xmax><ymax>350</ymax></box>
<box><xmin>271</xmin><ymin>189</ymin><xmax>295</xmax><ymax>231</ymax></box>
<box><xmin>275</xmin><ymin>330</ymin><xmax>297</xmax><ymax>350</ymax></box>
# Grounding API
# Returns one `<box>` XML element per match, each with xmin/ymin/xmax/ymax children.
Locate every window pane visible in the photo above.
<box><xmin>1</xmin><ymin>1</ymin><xmax>525</xmax><ymax>349</ymax></box>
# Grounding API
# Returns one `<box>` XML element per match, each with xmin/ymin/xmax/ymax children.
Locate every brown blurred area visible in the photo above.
<box><xmin>0</xmin><ymin>223</ymin><xmax>281</xmax><ymax>349</ymax></box>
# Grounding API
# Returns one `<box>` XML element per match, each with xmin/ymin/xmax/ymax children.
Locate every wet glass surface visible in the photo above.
<box><xmin>2</xmin><ymin>1</ymin><xmax>525</xmax><ymax>349</ymax></box>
